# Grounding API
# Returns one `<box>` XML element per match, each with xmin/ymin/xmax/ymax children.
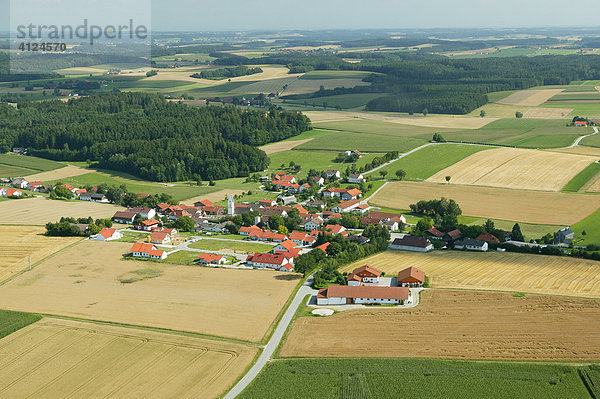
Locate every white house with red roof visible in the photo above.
<box><xmin>347</xmin><ymin>173</ymin><xmax>364</xmax><ymax>184</ymax></box>
<box><xmin>273</xmin><ymin>239</ymin><xmax>297</xmax><ymax>253</ymax></box>
<box><xmin>246</xmin><ymin>253</ymin><xmax>292</xmax><ymax>271</ymax></box>
<box><xmin>196</xmin><ymin>253</ymin><xmax>225</xmax><ymax>265</ymax></box>
<box><xmin>130</xmin><ymin>243</ymin><xmax>167</xmax><ymax>259</ymax></box>
<box><xmin>150</xmin><ymin>231</ymin><xmax>171</xmax><ymax>245</ymax></box>
<box><xmin>325</xmin><ymin>224</ymin><xmax>347</xmax><ymax>236</ymax></box>
<box><xmin>0</xmin><ymin>188</ymin><xmax>22</xmax><ymax>197</ymax></box>
<box><xmin>347</xmin><ymin>265</ymin><xmax>382</xmax><ymax>285</ymax></box>
<box><xmin>27</xmin><ymin>181</ymin><xmax>43</xmax><ymax>191</ymax></box>
<box><xmin>92</xmin><ymin>227</ymin><xmax>123</xmax><ymax>241</ymax></box>
<box><xmin>331</xmin><ymin>199</ymin><xmax>361</xmax><ymax>213</ymax></box>
<box><xmin>129</xmin><ymin>207</ymin><xmax>156</xmax><ymax>219</ymax></box>
<box><xmin>133</xmin><ymin>218</ymin><xmax>161</xmax><ymax>231</ymax></box>
<box><xmin>317</xmin><ymin>286</ymin><xmax>409</xmax><ymax>306</ymax></box>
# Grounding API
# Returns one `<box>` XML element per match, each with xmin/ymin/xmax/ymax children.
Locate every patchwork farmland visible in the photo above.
<box><xmin>427</xmin><ymin>147</ymin><xmax>597</xmax><ymax>191</ymax></box>
<box><xmin>0</xmin><ymin>240</ymin><xmax>300</xmax><ymax>342</ymax></box>
<box><xmin>0</xmin><ymin>318</ymin><xmax>256</xmax><ymax>399</ymax></box>
<box><xmin>340</xmin><ymin>250</ymin><xmax>600</xmax><ymax>298</ymax></box>
<box><xmin>370</xmin><ymin>181</ymin><xmax>600</xmax><ymax>225</ymax></box>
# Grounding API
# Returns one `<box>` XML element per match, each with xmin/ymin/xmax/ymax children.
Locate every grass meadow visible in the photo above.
<box><xmin>0</xmin><ymin>309</ymin><xmax>41</xmax><ymax>340</ymax></box>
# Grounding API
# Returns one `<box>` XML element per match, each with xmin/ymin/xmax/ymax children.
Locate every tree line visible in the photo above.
<box><xmin>190</xmin><ymin>66</ymin><xmax>262</xmax><ymax>80</ymax></box>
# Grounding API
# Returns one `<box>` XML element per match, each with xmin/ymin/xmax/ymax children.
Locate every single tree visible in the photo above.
<box><xmin>422</xmin><ymin>108</ymin><xmax>428</xmax><ymax>117</ymax></box>
<box><xmin>379</xmin><ymin>170</ymin><xmax>388</xmax><ymax>179</ymax></box>
<box><xmin>445</xmin><ymin>176</ymin><xmax>451</xmax><ymax>184</ymax></box>
<box><xmin>515</xmin><ymin>111</ymin><xmax>523</xmax><ymax>118</ymax></box>
<box><xmin>395</xmin><ymin>169</ymin><xmax>406</xmax><ymax>180</ymax></box>
<box><xmin>511</xmin><ymin>223</ymin><xmax>525</xmax><ymax>242</ymax></box>
<box><xmin>480</xmin><ymin>110</ymin><xmax>486</xmax><ymax>118</ymax></box>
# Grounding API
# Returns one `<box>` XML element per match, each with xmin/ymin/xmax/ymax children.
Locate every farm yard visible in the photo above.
<box><xmin>370</xmin><ymin>181</ymin><xmax>599</xmax><ymax>225</ymax></box>
<box><xmin>0</xmin><ymin>318</ymin><xmax>256</xmax><ymax>399</ymax></box>
<box><xmin>281</xmin><ymin>290</ymin><xmax>600</xmax><ymax>360</ymax></box>
<box><xmin>0</xmin><ymin>226</ymin><xmax>81</xmax><ymax>283</ymax></box>
<box><xmin>239</xmin><ymin>357</ymin><xmax>592</xmax><ymax>399</ymax></box>
<box><xmin>340</xmin><ymin>250</ymin><xmax>600</xmax><ymax>298</ymax></box>
<box><xmin>0</xmin><ymin>197</ymin><xmax>123</xmax><ymax>225</ymax></box>
<box><xmin>426</xmin><ymin>147</ymin><xmax>597</xmax><ymax>191</ymax></box>
<box><xmin>0</xmin><ymin>240</ymin><xmax>300</xmax><ymax>342</ymax></box>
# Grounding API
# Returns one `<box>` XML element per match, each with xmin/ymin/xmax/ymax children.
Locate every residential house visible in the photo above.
<box><xmin>321</xmin><ymin>211</ymin><xmax>342</xmax><ymax>221</ymax></box>
<box><xmin>397</xmin><ymin>267</ymin><xmax>425</xmax><ymax>287</ymax></box>
<box><xmin>193</xmin><ymin>199</ymin><xmax>214</xmax><ymax>208</ymax></box>
<box><xmin>305</xmin><ymin>200</ymin><xmax>325</xmax><ymax>209</ymax></box>
<box><xmin>130</xmin><ymin>243</ymin><xmax>167</xmax><ymax>259</ymax></box>
<box><xmin>331</xmin><ymin>199</ymin><xmax>361</xmax><ymax>213</ymax></box>
<box><xmin>362</xmin><ymin>211</ymin><xmax>406</xmax><ymax>226</ymax></box>
<box><xmin>325</xmin><ymin>224</ymin><xmax>347</xmax><ymax>236</ymax></box>
<box><xmin>454</xmin><ymin>239</ymin><xmax>488</xmax><ymax>251</ymax></box>
<box><xmin>347</xmin><ymin>265</ymin><xmax>382</xmax><ymax>286</ymax></box>
<box><xmin>289</xmin><ymin>231</ymin><xmax>316</xmax><ymax>246</ymax></box>
<box><xmin>554</xmin><ymin>227</ymin><xmax>575</xmax><ymax>244</ymax></box>
<box><xmin>197</xmin><ymin>221</ymin><xmax>229</xmax><ymax>233</ymax></box>
<box><xmin>129</xmin><ymin>207</ymin><xmax>156</xmax><ymax>219</ymax></box>
<box><xmin>347</xmin><ymin>235</ymin><xmax>370</xmax><ymax>245</ymax></box>
<box><xmin>196</xmin><ymin>253</ymin><xmax>225</xmax><ymax>265</ymax></box>
<box><xmin>347</xmin><ymin>173</ymin><xmax>364</xmax><ymax>184</ymax></box>
<box><xmin>476</xmin><ymin>233</ymin><xmax>500</xmax><ymax>244</ymax></box>
<box><xmin>92</xmin><ymin>227</ymin><xmax>122</xmax><ymax>241</ymax></box>
<box><xmin>112</xmin><ymin>211</ymin><xmax>137</xmax><ymax>224</ymax></box>
<box><xmin>239</xmin><ymin>225</ymin><xmax>263</xmax><ymax>236</ymax></box>
<box><xmin>258</xmin><ymin>199</ymin><xmax>277</xmax><ymax>207</ymax></box>
<box><xmin>246</xmin><ymin>253</ymin><xmax>292</xmax><ymax>271</ymax></box>
<box><xmin>389</xmin><ymin>236</ymin><xmax>434</xmax><ymax>252</ymax></box>
<box><xmin>273</xmin><ymin>239</ymin><xmax>297</xmax><ymax>253</ymax></box>
<box><xmin>27</xmin><ymin>181</ymin><xmax>43</xmax><ymax>191</ymax></box>
<box><xmin>11</xmin><ymin>177</ymin><xmax>29</xmax><ymax>189</ymax></box>
<box><xmin>0</xmin><ymin>188</ymin><xmax>22</xmax><ymax>197</ymax></box>
<box><xmin>317</xmin><ymin>286</ymin><xmax>409</xmax><ymax>306</ymax></box>
<box><xmin>311</xmin><ymin>176</ymin><xmax>325</xmax><ymax>186</ymax></box>
<box><xmin>341</xmin><ymin>189</ymin><xmax>362</xmax><ymax>201</ymax></box>
<box><xmin>150</xmin><ymin>231</ymin><xmax>171</xmax><ymax>245</ymax></box>
<box><xmin>133</xmin><ymin>218</ymin><xmax>161</xmax><ymax>231</ymax></box>
<box><xmin>325</xmin><ymin>170</ymin><xmax>340</xmax><ymax>179</ymax></box>
<box><xmin>315</xmin><ymin>242</ymin><xmax>330</xmax><ymax>253</ymax></box>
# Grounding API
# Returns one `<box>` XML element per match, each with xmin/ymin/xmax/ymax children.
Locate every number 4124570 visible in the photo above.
<box><xmin>18</xmin><ymin>42</ymin><xmax>67</xmax><ymax>52</ymax></box>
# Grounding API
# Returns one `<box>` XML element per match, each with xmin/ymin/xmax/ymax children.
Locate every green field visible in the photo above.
<box><xmin>549</xmin><ymin>93</ymin><xmax>600</xmax><ymax>101</ymax></box>
<box><xmin>444</xmin><ymin>118</ymin><xmax>583</xmax><ymax>148</ymax></box>
<box><xmin>0</xmin><ymin>309</ymin><xmax>42</xmax><ymax>339</ymax></box>
<box><xmin>572</xmin><ymin>208</ymin><xmax>600</xmax><ymax>246</ymax></box>
<box><xmin>188</xmin><ymin>238</ymin><xmax>274</xmax><ymax>253</ymax></box>
<box><xmin>581</xmin><ymin>133</ymin><xmax>600</xmax><ymax>147</ymax></box>
<box><xmin>562</xmin><ymin>85</ymin><xmax>599</xmax><ymax>93</ymax></box>
<box><xmin>563</xmin><ymin>162</ymin><xmax>600</xmax><ymax>193</ymax></box>
<box><xmin>0</xmin><ymin>153</ymin><xmax>65</xmax><ymax>177</ymax></box>
<box><xmin>540</xmin><ymin>103</ymin><xmax>600</xmax><ymax>118</ymax></box>
<box><xmin>371</xmin><ymin>144</ymin><xmax>488</xmax><ymax>181</ymax></box>
<box><xmin>268</xmin><ymin>150</ymin><xmax>380</xmax><ymax>178</ymax></box>
<box><xmin>239</xmin><ymin>358</ymin><xmax>593</xmax><ymax>399</ymax></box>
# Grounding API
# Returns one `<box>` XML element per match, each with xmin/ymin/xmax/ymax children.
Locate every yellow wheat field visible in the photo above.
<box><xmin>341</xmin><ymin>250</ymin><xmax>600</xmax><ymax>298</ymax></box>
<box><xmin>0</xmin><ymin>226</ymin><xmax>81</xmax><ymax>282</ymax></box>
<box><xmin>0</xmin><ymin>240</ymin><xmax>300</xmax><ymax>342</ymax></box>
<box><xmin>259</xmin><ymin>139</ymin><xmax>314</xmax><ymax>154</ymax></box>
<box><xmin>24</xmin><ymin>165</ymin><xmax>89</xmax><ymax>181</ymax></box>
<box><xmin>0</xmin><ymin>318</ymin><xmax>256</xmax><ymax>399</ymax></box>
<box><xmin>370</xmin><ymin>181</ymin><xmax>599</xmax><ymax>225</ymax></box>
<box><xmin>496</xmin><ymin>89</ymin><xmax>564</xmax><ymax>106</ymax></box>
<box><xmin>427</xmin><ymin>147</ymin><xmax>597</xmax><ymax>191</ymax></box>
<box><xmin>0</xmin><ymin>197</ymin><xmax>124</xmax><ymax>225</ymax></box>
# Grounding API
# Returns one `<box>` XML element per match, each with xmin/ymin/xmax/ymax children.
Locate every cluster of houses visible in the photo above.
<box><xmin>317</xmin><ymin>264</ymin><xmax>425</xmax><ymax>306</ymax></box>
<box><xmin>0</xmin><ymin>177</ymin><xmax>110</xmax><ymax>202</ymax></box>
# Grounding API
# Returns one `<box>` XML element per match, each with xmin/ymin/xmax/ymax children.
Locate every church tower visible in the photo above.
<box><xmin>228</xmin><ymin>194</ymin><xmax>235</xmax><ymax>216</ymax></box>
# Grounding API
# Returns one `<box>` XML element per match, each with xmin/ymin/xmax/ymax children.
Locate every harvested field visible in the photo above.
<box><xmin>0</xmin><ymin>318</ymin><xmax>256</xmax><ymax>399</ymax></box>
<box><xmin>182</xmin><ymin>189</ymin><xmax>246</xmax><ymax>206</ymax></box>
<box><xmin>305</xmin><ymin>110</ymin><xmax>495</xmax><ymax>129</ymax></box>
<box><xmin>259</xmin><ymin>139</ymin><xmax>314</xmax><ymax>154</ymax></box>
<box><xmin>583</xmin><ymin>173</ymin><xmax>600</xmax><ymax>193</ymax></box>
<box><xmin>0</xmin><ymin>197</ymin><xmax>124</xmax><ymax>225</ymax></box>
<box><xmin>341</xmin><ymin>250</ymin><xmax>600</xmax><ymax>298</ymax></box>
<box><xmin>0</xmin><ymin>240</ymin><xmax>300</xmax><ymax>342</ymax></box>
<box><xmin>280</xmin><ymin>289</ymin><xmax>600</xmax><ymax>360</ymax></box>
<box><xmin>426</xmin><ymin>147</ymin><xmax>596</xmax><ymax>191</ymax></box>
<box><xmin>0</xmin><ymin>226</ymin><xmax>81</xmax><ymax>283</ymax></box>
<box><xmin>370</xmin><ymin>181</ymin><xmax>599</xmax><ymax>225</ymax></box>
<box><xmin>524</xmin><ymin>107</ymin><xmax>573</xmax><ymax>119</ymax></box>
<box><xmin>24</xmin><ymin>165</ymin><xmax>89</xmax><ymax>181</ymax></box>
<box><xmin>497</xmin><ymin>89</ymin><xmax>564</xmax><ymax>106</ymax></box>
<box><xmin>551</xmin><ymin>146</ymin><xmax>600</xmax><ymax>156</ymax></box>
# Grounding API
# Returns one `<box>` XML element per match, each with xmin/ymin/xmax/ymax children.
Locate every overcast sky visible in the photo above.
<box><xmin>2</xmin><ymin>0</ymin><xmax>600</xmax><ymax>32</ymax></box>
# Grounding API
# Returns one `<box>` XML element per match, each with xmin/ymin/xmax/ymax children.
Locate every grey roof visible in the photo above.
<box><xmin>391</xmin><ymin>236</ymin><xmax>432</xmax><ymax>248</ymax></box>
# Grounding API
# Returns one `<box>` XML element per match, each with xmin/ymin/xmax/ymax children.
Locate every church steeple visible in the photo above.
<box><xmin>228</xmin><ymin>194</ymin><xmax>235</xmax><ymax>216</ymax></box>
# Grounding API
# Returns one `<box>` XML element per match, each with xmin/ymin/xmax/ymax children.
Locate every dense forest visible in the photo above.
<box><xmin>0</xmin><ymin>92</ymin><xmax>311</xmax><ymax>181</ymax></box>
<box><xmin>272</xmin><ymin>53</ymin><xmax>600</xmax><ymax>114</ymax></box>
<box><xmin>190</xmin><ymin>66</ymin><xmax>262</xmax><ymax>80</ymax></box>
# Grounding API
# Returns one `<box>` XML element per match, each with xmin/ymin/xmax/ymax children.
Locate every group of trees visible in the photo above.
<box><xmin>190</xmin><ymin>66</ymin><xmax>262</xmax><ymax>80</ymax></box>
<box><xmin>45</xmin><ymin>216</ymin><xmax>113</xmax><ymax>237</ymax></box>
<box><xmin>1</xmin><ymin>92</ymin><xmax>311</xmax><ymax>181</ymax></box>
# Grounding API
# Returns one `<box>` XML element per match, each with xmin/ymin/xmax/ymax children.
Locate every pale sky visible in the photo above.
<box><xmin>1</xmin><ymin>0</ymin><xmax>600</xmax><ymax>32</ymax></box>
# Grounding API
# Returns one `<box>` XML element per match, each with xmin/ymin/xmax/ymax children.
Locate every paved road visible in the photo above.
<box><xmin>223</xmin><ymin>276</ymin><xmax>318</xmax><ymax>398</ymax></box>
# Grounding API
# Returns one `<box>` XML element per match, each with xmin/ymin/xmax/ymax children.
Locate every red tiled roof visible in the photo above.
<box><xmin>196</xmin><ymin>253</ymin><xmax>224</xmax><ymax>262</ymax></box>
<box><xmin>337</xmin><ymin>199</ymin><xmax>360</xmax><ymax>209</ymax></box>
<box><xmin>5</xmin><ymin>188</ymin><xmax>22</xmax><ymax>196</ymax></box>
<box><xmin>247</xmin><ymin>252</ymin><xmax>287</xmax><ymax>265</ymax></box>
<box><xmin>352</xmin><ymin>265</ymin><xmax>382</xmax><ymax>277</ymax></box>
<box><xmin>99</xmin><ymin>227</ymin><xmax>116</xmax><ymax>239</ymax></box>
<box><xmin>345</xmin><ymin>188</ymin><xmax>362</xmax><ymax>197</ymax></box>
<box><xmin>477</xmin><ymin>233</ymin><xmax>500</xmax><ymax>243</ymax></box>
<box><xmin>113</xmin><ymin>211</ymin><xmax>137</xmax><ymax>220</ymax></box>
<box><xmin>325</xmin><ymin>224</ymin><xmax>345</xmax><ymax>234</ymax></box>
<box><xmin>130</xmin><ymin>243</ymin><xmax>156</xmax><ymax>253</ymax></box>
<box><xmin>151</xmin><ymin>231</ymin><xmax>169</xmax><ymax>241</ymax></box>
<box><xmin>425</xmin><ymin>227</ymin><xmax>444</xmax><ymax>238</ymax></box>
<box><xmin>141</xmin><ymin>218</ymin><xmax>160</xmax><ymax>226</ymax></box>
<box><xmin>276</xmin><ymin>239</ymin><xmax>297</xmax><ymax>251</ymax></box>
<box><xmin>397</xmin><ymin>267</ymin><xmax>425</xmax><ymax>284</ymax></box>
<box><xmin>289</xmin><ymin>231</ymin><xmax>308</xmax><ymax>240</ymax></box>
<box><xmin>316</xmin><ymin>242</ymin><xmax>330</xmax><ymax>252</ymax></box>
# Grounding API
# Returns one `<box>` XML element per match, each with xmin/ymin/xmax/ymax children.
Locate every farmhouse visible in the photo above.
<box><xmin>196</xmin><ymin>253</ymin><xmax>225</xmax><ymax>265</ymax></box>
<box><xmin>27</xmin><ymin>181</ymin><xmax>43</xmax><ymax>191</ymax></box>
<box><xmin>347</xmin><ymin>265</ymin><xmax>382</xmax><ymax>285</ymax></box>
<box><xmin>258</xmin><ymin>199</ymin><xmax>277</xmax><ymax>207</ymax></box>
<box><xmin>130</xmin><ymin>243</ymin><xmax>167</xmax><ymax>259</ymax></box>
<box><xmin>150</xmin><ymin>231</ymin><xmax>171</xmax><ymax>245</ymax></box>
<box><xmin>477</xmin><ymin>233</ymin><xmax>500</xmax><ymax>243</ymax></box>
<box><xmin>193</xmin><ymin>199</ymin><xmax>214</xmax><ymax>208</ymax></box>
<box><xmin>92</xmin><ymin>227</ymin><xmax>122</xmax><ymax>241</ymax></box>
<box><xmin>133</xmin><ymin>218</ymin><xmax>161</xmax><ymax>231</ymax></box>
<box><xmin>112</xmin><ymin>211</ymin><xmax>137</xmax><ymax>224</ymax></box>
<box><xmin>554</xmin><ymin>227</ymin><xmax>575</xmax><ymax>244</ymax></box>
<box><xmin>444</xmin><ymin>229</ymin><xmax>463</xmax><ymax>243</ymax></box>
<box><xmin>331</xmin><ymin>199</ymin><xmax>361</xmax><ymax>213</ymax></box>
<box><xmin>397</xmin><ymin>267</ymin><xmax>425</xmax><ymax>287</ymax></box>
<box><xmin>425</xmin><ymin>227</ymin><xmax>444</xmax><ymax>239</ymax></box>
<box><xmin>129</xmin><ymin>207</ymin><xmax>156</xmax><ymax>219</ymax></box>
<box><xmin>454</xmin><ymin>239</ymin><xmax>488</xmax><ymax>251</ymax></box>
<box><xmin>302</xmin><ymin>216</ymin><xmax>324</xmax><ymax>231</ymax></box>
<box><xmin>348</xmin><ymin>173</ymin><xmax>364</xmax><ymax>184</ymax></box>
<box><xmin>317</xmin><ymin>285</ymin><xmax>409</xmax><ymax>305</ymax></box>
<box><xmin>361</xmin><ymin>211</ymin><xmax>406</xmax><ymax>228</ymax></box>
<box><xmin>290</xmin><ymin>231</ymin><xmax>315</xmax><ymax>246</ymax></box>
<box><xmin>389</xmin><ymin>236</ymin><xmax>434</xmax><ymax>252</ymax></box>
<box><xmin>246</xmin><ymin>253</ymin><xmax>292</xmax><ymax>271</ymax></box>
<box><xmin>11</xmin><ymin>177</ymin><xmax>29</xmax><ymax>189</ymax></box>
<box><xmin>79</xmin><ymin>192</ymin><xmax>108</xmax><ymax>203</ymax></box>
